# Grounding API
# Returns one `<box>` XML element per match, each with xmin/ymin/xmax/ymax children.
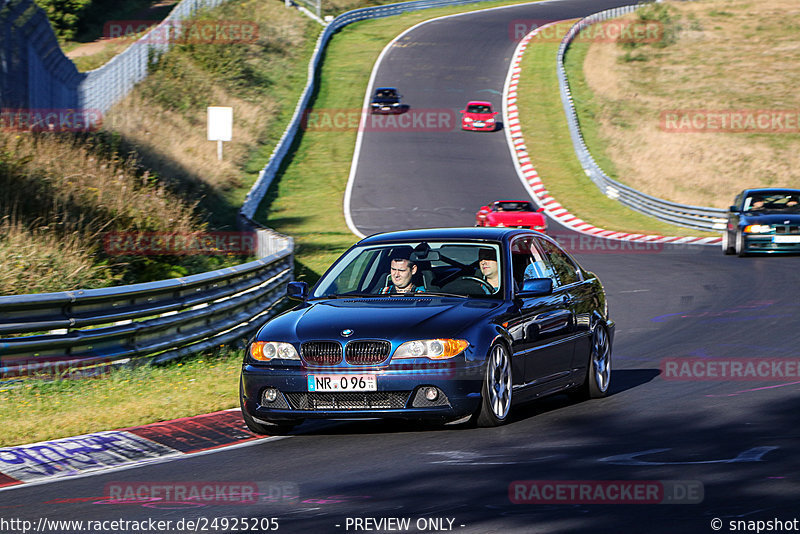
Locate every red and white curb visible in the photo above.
<box><xmin>0</xmin><ymin>409</ymin><xmax>269</xmax><ymax>490</ymax></box>
<box><xmin>502</xmin><ymin>23</ymin><xmax>722</xmax><ymax>247</ymax></box>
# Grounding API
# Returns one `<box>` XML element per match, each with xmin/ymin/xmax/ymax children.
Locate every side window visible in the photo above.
<box><xmin>536</xmin><ymin>238</ymin><xmax>580</xmax><ymax>287</ymax></box>
<box><xmin>510</xmin><ymin>237</ymin><xmax>554</xmax><ymax>288</ymax></box>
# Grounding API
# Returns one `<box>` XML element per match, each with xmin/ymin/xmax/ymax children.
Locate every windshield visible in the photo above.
<box><xmin>312</xmin><ymin>241</ymin><xmax>504</xmax><ymax>299</ymax></box>
<box><xmin>495</xmin><ymin>201</ymin><xmax>533</xmax><ymax>212</ymax></box>
<box><xmin>467</xmin><ymin>104</ymin><xmax>492</xmax><ymax>113</ymax></box>
<box><xmin>744</xmin><ymin>192</ymin><xmax>800</xmax><ymax>212</ymax></box>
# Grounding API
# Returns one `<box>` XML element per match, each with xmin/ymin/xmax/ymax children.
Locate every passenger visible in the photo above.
<box><xmin>523</xmin><ymin>248</ymin><xmax>552</xmax><ymax>281</ymax></box>
<box><xmin>380</xmin><ymin>256</ymin><xmax>425</xmax><ymax>294</ymax></box>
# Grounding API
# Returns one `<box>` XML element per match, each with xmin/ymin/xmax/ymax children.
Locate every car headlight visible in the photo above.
<box><xmin>463</xmin><ymin>117</ymin><xmax>473</xmax><ymax>122</ymax></box>
<box><xmin>394</xmin><ymin>339</ymin><xmax>469</xmax><ymax>360</ymax></box>
<box><xmin>496</xmin><ymin>222</ymin><xmax>505</xmax><ymax>227</ymax></box>
<box><xmin>743</xmin><ymin>224</ymin><xmax>772</xmax><ymax>234</ymax></box>
<box><xmin>486</xmin><ymin>118</ymin><xmax>495</xmax><ymax>123</ymax></box>
<box><xmin>250</xmin><ymin>341</ymin><xmax>299</xmax><ymax>361</ymax></box>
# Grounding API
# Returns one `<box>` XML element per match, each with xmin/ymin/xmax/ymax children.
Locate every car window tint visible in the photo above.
<box><xmin>510</xmin><ymin>236</ymin><xmax>554</xmax><ymax>289</ymax></box>
<box><xmin>537</xmin><ymin>238</ymin><xmax>580</xmax><ymax>287</ymax></box>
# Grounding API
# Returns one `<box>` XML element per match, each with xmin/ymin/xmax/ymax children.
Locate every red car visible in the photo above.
<box><xmin>460</xmin><ymin>101</ymin><xmax>498</xmax><ymax>131</ymax></box>
<box><xmin>475</xmin><ymin>200</ymin><xmax>547</xmax><ymax>232</ymax></box>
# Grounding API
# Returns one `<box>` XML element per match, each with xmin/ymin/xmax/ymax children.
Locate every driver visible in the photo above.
<box><xmin>380</xmin><ymin>256</ymin><xmax>425</xmax><ymax>294</ymax></box>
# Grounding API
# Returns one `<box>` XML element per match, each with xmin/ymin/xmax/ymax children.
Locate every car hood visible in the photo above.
<box><xmin>739</xmin><ymin>212</ymin><xmax>800</xmax><ymax>225</ymax></box>
<box><xmin>372</xmin><ymin>97</ymin><xmax>399</xmax><ymax>104</ymax></box>
<box><xmin>260</xmin><ymin>297</ymin><xmax>501</xmax><ymax>342</ymax></box>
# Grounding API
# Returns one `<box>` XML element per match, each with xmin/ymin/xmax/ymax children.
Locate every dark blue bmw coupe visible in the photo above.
<box><xmin>240</xmin><ymin>228</ymin><xmax>613</xmax><ymax>432</ymax></box>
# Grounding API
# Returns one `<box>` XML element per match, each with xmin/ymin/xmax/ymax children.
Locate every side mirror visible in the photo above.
<box><xmin>517</xmin><ymin>278</ymin><xmax>553</xmax><ymax>298</ymax></box>
<box><xmin>729</xmin><ymin>205</ymin><xmax>738</xmax><ymax>212</ymax></box>
<box><xmin>460</xmin><ymin>110</ymin><xmax>466</xmax><ymax>114</ymax></box>
<box><xmin>492</xmin><ymin>111</ymin><xmax>498</xmax><ymax>116</ymax></box>
<box><xmin>536</xmin><ymin>207</ymin><xmax>545</xmax><ymax>213</ymax></box>
<box><xmin>286</xmin><ymin>281</ymin><xmax>308</xmax><ymax>301</ymax></box>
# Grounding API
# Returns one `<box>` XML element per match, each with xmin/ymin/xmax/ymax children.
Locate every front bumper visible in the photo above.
<box><xmin>371</xmin><ymin>104</ymin><xmax>401</xmax><ymax>114</ymax></box>
<box><xmin>742</xmin><ymin>234</ymin><xmax>800</xmax><ymax>254</ymax></box>
<box><xmin>241</xmin><ymin>362</ymin><xmax>485</xmax><ymax>423</ymax></box>
<box><xmin>462</xmin><ymin>121</ymin><xmax>495</xmax><ymax>131</ymax></box>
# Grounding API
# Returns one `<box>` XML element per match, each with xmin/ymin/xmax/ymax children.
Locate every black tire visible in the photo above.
<box><xmin>722</xmin><ymin>231</ymin><xmax>735</xmax><ymax>255</ymax></box>
<box><xmin>240</xmin><ymin>381</ymin><xmax>300</xmax><ymax>435</ymax></box>
<box><xmin>474</xmin><ymin>343</ymin><xmax>513</xmax><ymax>427</ymax></box>
<box><xmin>574</xmin><ymin>324</ymin><xmax>612</xmax><ymax>400</ymax></box>
<box><xmin>735</xmin><ymin>230</ymin><xmax>748</xmax><ymax>257</ymax></box>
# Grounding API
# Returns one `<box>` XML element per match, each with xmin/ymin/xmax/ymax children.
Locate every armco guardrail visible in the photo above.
<box><xmin>0</xmin><ymin>229</ymin><xmax>293</xmax><ymax>377</ymax></box>
<box><xmin>557</xmin><ymin>5</ymin><xmax>727</xmax><ymax>232</ymax></box>
<box><xmin>241</xmin><ymin>0</ymin><xmax>502</xmax><ymax>219</ymax></box>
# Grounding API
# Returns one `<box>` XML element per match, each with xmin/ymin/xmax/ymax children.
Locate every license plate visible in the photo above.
<box><xmin>773</xmin><ymin>235</ymin><xmax>800</xmax><ymax>243</ymax></box>
<box><xmin>474</xmin><ymin>122</ymin><xmax>485</xmax><ymax>127</ymax></box>
<box><xmin>308</xmin><ymin>374</ymin><xmax>377</xmax><ymax>392</ymax></box>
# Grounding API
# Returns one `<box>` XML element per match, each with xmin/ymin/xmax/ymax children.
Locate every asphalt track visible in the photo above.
<box><xmin>4</xmin><ymin>1</ymin><xmax>800</xmax><ymax>533</ymax></box>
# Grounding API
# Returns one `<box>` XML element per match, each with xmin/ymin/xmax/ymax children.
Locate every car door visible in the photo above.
<box><xmin>506</xmin><ymin>236</ymin><xmax>575</xmax><ymax>393</ymax></box>
<box><xmin>536</xmin><ymin>236</ymin><xmax>597</xmax><ymax>379</ymax></box>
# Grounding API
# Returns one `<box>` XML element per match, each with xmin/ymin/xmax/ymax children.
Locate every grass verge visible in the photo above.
<box><xmin>518</xmin><ymin>24</ymin><xmax>717</xmax><ymax>237</ymax></box>
<box><xmin>0</xmin><ymin>349</ymin><xmax>242</xmax><ymax>447</ymax></box>
<box><xmin>568</xmin><ymin>0</ymin><xmax>800</xmax><ymax>208</ymax></box>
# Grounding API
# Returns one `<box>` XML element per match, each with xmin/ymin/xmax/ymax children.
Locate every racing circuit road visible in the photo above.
<box><xmin>4</xmin><ymin>1</ymin><xmax>800</xmax><ymax>532</ymax></box>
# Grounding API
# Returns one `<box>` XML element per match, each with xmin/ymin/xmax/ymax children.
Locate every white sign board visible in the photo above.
<box><xmin>207</xmin><ymin>107</ymin><xmax>233</xmax><ymax>141</ymax></box>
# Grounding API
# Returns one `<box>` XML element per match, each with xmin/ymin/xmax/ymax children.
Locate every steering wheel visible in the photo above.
<box><xmin>458</xmin><ymin>276</ymin><xmax>495</xmax><ymax>293</ymax></box>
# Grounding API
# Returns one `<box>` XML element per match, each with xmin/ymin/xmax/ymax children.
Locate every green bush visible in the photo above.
<box><xmin>34</xmin><ymin>0</ymin><xmax>92</xmax><ymax>40</ymax></box>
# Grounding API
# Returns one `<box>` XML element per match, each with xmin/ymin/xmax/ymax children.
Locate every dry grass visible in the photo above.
<box><xmin>0</xmin><ymin>221</ymin><xmax>110</xmax><ymax>294</ymax></box>
<box><xmin>579</xmin><ymin>0</ymin><xmax>800</xmax><ymax>208</ymax></box>
<box><xmin>103</xmin><ymin>0</ymin><xmax>318</xmax><ymax>226</ymax></box>
<box><xmin>0</xmin><ymin>131</ymin><xmax>202</xmax><ymax>293</ymax></box>
<box><xmin>1</xmin><ymin>133</ymin><xmax>199</xmax><ymax>233</ymax></box>
<box><xmin>105</xmin><ymin>90</ymin><xmax>262</xmax><ymax>198</ymax></box>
